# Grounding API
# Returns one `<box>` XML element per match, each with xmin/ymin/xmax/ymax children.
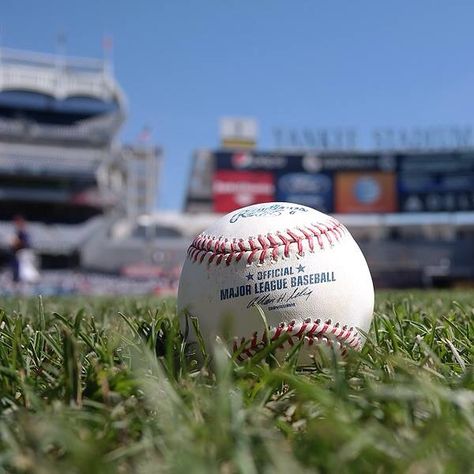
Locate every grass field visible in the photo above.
<box><xmin>0</xmin><ymin>291</ymin><xmax>472</xmax><ymax>473</ymax></box>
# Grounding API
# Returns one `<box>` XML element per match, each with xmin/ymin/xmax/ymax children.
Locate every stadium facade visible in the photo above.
<box><xmin>0</xmin><ymin>47</ymin><xmax>160</xmax><ymax>266</ymax></box>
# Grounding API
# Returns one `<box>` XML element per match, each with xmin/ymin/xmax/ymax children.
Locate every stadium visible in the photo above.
<box><xmin>0</xmin><ymin>3</ymin><xmax>473</xmax><ymax>471</ymax></box>
<box><xmin>0</xmin><ymin>46</ymin><xmax>472</xmax><ymax>293</ymax></box>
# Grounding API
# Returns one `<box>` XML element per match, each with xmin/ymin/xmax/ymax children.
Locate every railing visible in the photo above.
<box><xmin>0</xmin><ymin>142</ymin><xmax>109</xmax><ymax>177</ymax></box>
<box><xmin>0</xmin><ymin>47</ymin><xmax>106</xmax><ymax>74</ymax></box>
<box><xmin>0</xmin><ymin>114</ymin><xmax>122</xmax><ymax>145</ymax></box>
<box><xmin>0</xmin><ymin>48</ymin><xmax>122</xmax><ymax>102</ymax></box>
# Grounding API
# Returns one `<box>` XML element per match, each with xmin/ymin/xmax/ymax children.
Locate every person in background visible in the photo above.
<box><xmin>10</xmin><ymin>215</ymin><xmax>32</xmax><ymax>283</ymax></box>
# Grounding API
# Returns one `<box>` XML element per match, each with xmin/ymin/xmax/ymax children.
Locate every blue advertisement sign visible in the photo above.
<box><xmin>275</xmin><ymin>172</ymin><xmax>333</xmax><ymax>212</ymax></box>
<box><xmin>397</xmin><ymin>152</ymin><xmax>474</xmax><ymax>212</ymax></box>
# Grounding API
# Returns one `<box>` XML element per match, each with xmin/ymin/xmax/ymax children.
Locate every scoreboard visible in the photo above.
<box><xmin>397</xmin><ymin>152</ymin><xmax>474</xmax><ymax>212</ymax></box>
<box><xmin>206</xmin><ymin>150</ymin><xmax>474</xmax><ymax>214</ymax></box>
<box><xmin>185</xmin><ymin>149</ymin><xmax>474</xmax><ymax>214</ymax></box>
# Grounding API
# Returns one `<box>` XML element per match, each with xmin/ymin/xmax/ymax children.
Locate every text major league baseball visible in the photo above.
<box><xmin>219</xmin><ymin>263</ymin><xmax>336</xmax><ymax>311</ymax></box>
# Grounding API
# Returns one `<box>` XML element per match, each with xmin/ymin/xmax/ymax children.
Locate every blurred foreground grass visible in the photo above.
<box><xmin>0</xmin><ymin>291</ymin><xmax>472</xmax><ymax>473</ymax></box>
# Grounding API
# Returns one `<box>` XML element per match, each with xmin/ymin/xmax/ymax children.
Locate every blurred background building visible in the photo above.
<box><xmin>0</xmin><ymin>47</ymin><xmax>160</xmax><ymax>270</ymax></box>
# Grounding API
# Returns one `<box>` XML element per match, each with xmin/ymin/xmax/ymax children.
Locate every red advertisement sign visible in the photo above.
<box><xmin>212</xmin><ymin>170</ymin><xmax>275</xmax><ymax>212</ymax></box>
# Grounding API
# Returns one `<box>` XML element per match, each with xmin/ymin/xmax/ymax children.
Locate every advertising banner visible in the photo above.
<box><xmin>398</xmin><ymin>152</ymin><xmax>474</xmax><ymax>174</ymax></box>
<box><xmin>398</xmin><ymin>173</ymin><xmax>474</xmax><ymax>212</ymax></box>
<box><xmin>215</xmin><ymin>151</ymin><xmax>291</xmax><ymax>172</ymax></box>
<box><xmin>275</xmin><ymin>172</ymin><xmax>333</xmax><ymax>212</ymax></box>
<box><xmin>214</xmin><ymin>151</ymin><xmax>396</xmax><ymax>173</ymax></box>
<box><xmin>335</xmin><ymin>172</ymin><xmax>397</xmax><ymax>213</ymax></box>
<box><xmin>212</xmin><ymin>170</ymin><xmax>275</xmax><ymax>213</ymax></box>
<box><xmin>213</xmin><ymin>151</ymin><xmax>398</xmax><ymax>213</ymax></box>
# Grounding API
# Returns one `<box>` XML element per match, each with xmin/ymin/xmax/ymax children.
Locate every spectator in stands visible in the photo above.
<box><xmin>10</xmin><ymin>215</ymin><xmax>32</xmax><ymax>283</ymax></box>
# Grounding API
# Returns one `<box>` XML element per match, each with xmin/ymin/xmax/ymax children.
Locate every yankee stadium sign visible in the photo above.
<box><xmin>273</xmin><ymin>126</ymin><xmax>474</xmax><ymax>151</ymax></box>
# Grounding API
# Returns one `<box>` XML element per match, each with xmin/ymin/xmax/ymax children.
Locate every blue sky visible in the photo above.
<box><xmin>2</xmin><ymin>1</ymin><xmax>474</xmax><ymax>209</ymax></box>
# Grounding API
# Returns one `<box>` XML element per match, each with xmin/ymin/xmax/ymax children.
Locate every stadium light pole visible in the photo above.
<box><xmin>102</xmin><ymin>35</ymin><xmax>114</xmax><ymax>78</ymax></box>
<box><xmin>55</xmin><ymin>31</ymin><xmax>67</xmax><ymax>72</ymax></box>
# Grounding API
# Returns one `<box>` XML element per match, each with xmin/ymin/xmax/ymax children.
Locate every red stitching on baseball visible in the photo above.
<box><xmin>286</xmin><ymin>230</ymin><xmax>304</xmax><ymax>255</ymax></box>
<box><xmin>299</xmin><ymin>227</ymin><xmax>314</xmax><ymax>252</ymax></box>
<box><xmin>308</xmin><ymin>226</ymin><xmax>324</xmax><ymax>249</ymax></box>
<box><xmin>233</xmin><ymin>318</ymin><xmax>362</xmax><ymax>361</ymax></box>
<box><xmin>187</xmin><ymin>220</ymin><xmax>346</xmax><ymax>266</ymax></box>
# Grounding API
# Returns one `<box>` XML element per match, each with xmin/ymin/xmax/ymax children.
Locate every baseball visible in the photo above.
<box><xmin>177</xmin><ymin>202</ymin><xmax>374</xmax><ymax>363</ymax></box>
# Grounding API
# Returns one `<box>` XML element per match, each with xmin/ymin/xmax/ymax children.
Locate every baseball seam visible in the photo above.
<box><xmin>187</xmin><ymin>219</ymin><xmax>346</xmax><ymax>266</ymax></box>
<box><xmin>233</xmin><ymin>318</ymin><xmax>362</xmax><ymax>361</ymax></box>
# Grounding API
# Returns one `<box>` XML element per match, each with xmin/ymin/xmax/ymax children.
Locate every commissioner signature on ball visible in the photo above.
<box><xmin>246</xmin><ymin>286</ymin><xmax>313</xmax><ymax>309</ymax></box>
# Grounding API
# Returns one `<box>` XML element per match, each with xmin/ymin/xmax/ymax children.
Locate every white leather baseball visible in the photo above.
<box><xmin>177</xmin><ymin>202</ymin><xmax>374</xmax><ymax>362</ymax></box>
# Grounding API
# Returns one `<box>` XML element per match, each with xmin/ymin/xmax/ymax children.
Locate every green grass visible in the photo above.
<box><xmin>0</xmin><ymin>291</ymin><xmax>472</xmax><ymax>473</ymax></box>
